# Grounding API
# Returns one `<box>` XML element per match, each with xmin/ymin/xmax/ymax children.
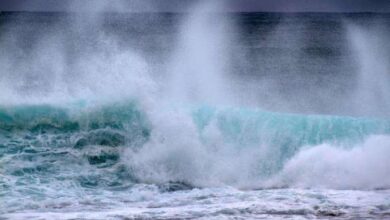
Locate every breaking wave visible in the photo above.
<box><xmin>1</xmin><ymin>101</ymin><xmax>389</xmax><ymax>191</ymax></box>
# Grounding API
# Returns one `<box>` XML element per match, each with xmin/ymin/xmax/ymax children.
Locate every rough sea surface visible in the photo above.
<box><xmin>1</xmin><ymin>10</ymin><xmax>390</xmax><ymax>219</ymax></box>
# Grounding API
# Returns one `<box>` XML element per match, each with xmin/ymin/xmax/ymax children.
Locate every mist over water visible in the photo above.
<box><xmin>0</xmin><ymin>4</ymin><xmax>389</xmax><ymax>116</ymax></box>
<box><xmin>1</xmin><ymin>1</ymin><xmax>390</xmax><ymax>219</ymax></box>
<box><xmin>348</xmin><ymin>23</ymin><xmax>390</xmax><ymax>117</ymax></box>
<box><xmin>165</xmin><ymin>1</ymin><xmax>233</xmax><ymax>105</ymax></box>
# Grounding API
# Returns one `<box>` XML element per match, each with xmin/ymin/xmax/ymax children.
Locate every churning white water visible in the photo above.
<box><xmin>1</xmin><ymin>1</ymin><xmax>390</xmax><ymax>219</ymax></box>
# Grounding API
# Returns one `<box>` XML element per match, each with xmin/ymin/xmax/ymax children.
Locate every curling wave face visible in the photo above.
<box><xmin>1</xmin><ymin>101</ymin><xmax>390</xmax><ymax>206</ymax></box>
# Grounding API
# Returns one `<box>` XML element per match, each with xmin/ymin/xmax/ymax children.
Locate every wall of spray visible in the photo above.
<box><xmin>0</xmin><ymin>1</ymin><xmax>389</xmax><ymax>189</ymax></box>
<box><xmin>0</xmin><ymin>3</ymin><xmax>388</xmax><ymax>117</ymax></box>
<box><xmin>347</xmin><ymin>23</ymin><xmax>390</xmax><ymax>117</ymax></box>
<box><xmin>164</xmin><ymin>1</ymin><xmax>233</xmax><ymax>105</ymax></box>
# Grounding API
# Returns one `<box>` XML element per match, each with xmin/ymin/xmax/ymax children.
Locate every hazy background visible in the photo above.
<box><xmin>0</xmin><ymin>0</ymin><xmax>389</xmax><ymax>12</ymax></box>
<box><xmin>0</xmin><ymin>0</ymin><xmax>389</xmax><ymax>117</ymax></box>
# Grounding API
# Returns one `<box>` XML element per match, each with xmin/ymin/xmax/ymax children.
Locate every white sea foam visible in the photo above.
<box><xmin>267</xmin><ymin>135</ymin><xmax>390</xmax><ymax>189</ymax></box>
<box><xmin>4</xmin><ymin>187</ymin><xmax>390</xmax><ymax>219</ymax></box>
<box><xmin>1</xmin><ymin>1</ymin><xmax>390</xmax><ymax>219</ymax></box>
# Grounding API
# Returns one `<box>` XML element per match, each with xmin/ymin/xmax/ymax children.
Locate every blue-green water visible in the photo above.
<box><xmin>1</xmin><ymin>102</ymin><xmax>389</xmax><ymax>191</ymax></box>
<box><xmin>1</xmin><ymin>101</ymin><xmax>390</xmax><ymax>219</ymax></box>
<box><xmin>1</xmin><ymin>10</ymin><xmax>390</xmax><ymax>220</ymax></box>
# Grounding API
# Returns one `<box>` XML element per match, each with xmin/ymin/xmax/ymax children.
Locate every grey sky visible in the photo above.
<box><xmin>0</xmin><ymin>0</ymin><xmax>389</xmax><ymax>12</ymax></box>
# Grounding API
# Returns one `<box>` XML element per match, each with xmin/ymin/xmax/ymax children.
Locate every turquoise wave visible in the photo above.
<box><xmin>1</xmin><ymin>102</ymin><xmax>389</xmax><ymax>156</ymax></box>
<box><xmin>194</xmin><ymin>105</ymin><xmax>390</xmax><ymax>147</ymax></box>
<box><xmin>0</xmin><ymin>102</ymin><xmax>149</xmax><ymax>134</ymax></box>
<box><xmin>192</xmin><ymin>106</ymin><xmax>390</xmax><ymax>175</ymax></box>
<box><xmin>1</xmin><ymin>102</ymin><xmax>388</xmax><ymax>142</ymax></box>
<box><xmin>1</xmin><ymin>101</ymin><xmax>389</xmax><ymax>189</ymax></box>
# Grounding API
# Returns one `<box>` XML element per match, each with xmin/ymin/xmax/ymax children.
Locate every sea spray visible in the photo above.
<box><xmin>124</xmin><ymin>104</ymin><xmax>390</xmax><ymax>188</ymax></box>
<box><xmin>1</xmin><ymin>2</ymin><xmax>390</xmax><ymax>219</ymax></box>
<box><xmin>347</xmin><ymin>23</ymin><xmax>390</xmax><ymax>117</ymax></box>
<box><xmin>270</xmin><ymin>135</ymin><xmax>390</xmax><ymax>189</ymax></box>
<box><xmin>164</xmin><ymin>1</ymin><xmax>234</xmax><ymax>105</ymax></box>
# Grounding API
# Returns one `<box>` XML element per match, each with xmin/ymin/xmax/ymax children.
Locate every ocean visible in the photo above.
<box><xmin>1</xmin><ymin>8</ymin><xmax>390</xmax><ymax>220</ymax></box>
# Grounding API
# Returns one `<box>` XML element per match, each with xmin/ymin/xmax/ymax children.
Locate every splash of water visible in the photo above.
<box><xmin>347</xmin><ymin>23</ymin><xmax>390</xmax><ymax>117</ymax></box>
<box><xmin>164</xmin><ymin>1</ymin><xmax>233</xmax><ymax>105</ymax></box>
<box><xmin>0</xmin><ymin>1</ymin><xmax>390</xmax><ymax>191</ymax></box>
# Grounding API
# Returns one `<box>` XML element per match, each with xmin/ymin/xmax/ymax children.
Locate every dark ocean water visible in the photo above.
<box><xmin>1</xmin><ymin>11</ymin><xmax>390</xmax><ymax>219</ymax></box>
